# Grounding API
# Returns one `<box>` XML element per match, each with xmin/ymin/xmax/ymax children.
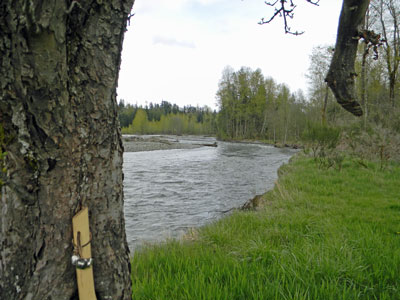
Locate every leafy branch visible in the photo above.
<box><xmin>259</xmin><ymin>0</ymin><xmax>320</xmax><ymax>35</ymax></box>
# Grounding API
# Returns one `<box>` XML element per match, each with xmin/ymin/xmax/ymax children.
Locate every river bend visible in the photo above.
<box><xmin>123</xmin><ymin>136</ymin><xmax>295</xmax><ymax>251</ymax></box>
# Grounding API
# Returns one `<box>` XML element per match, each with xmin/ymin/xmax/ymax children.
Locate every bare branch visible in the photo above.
<box><xmin>305</xmin><ymin>0</ymin><xmax>320</xmax><ymax>5</ymax></box>
<box><xmin>259</xmin><ymin>0</ymin><xmax>318</xmax><ymax>35</ymax></box>
<box><xmin>265</xmin><ymin>1</ymin><xmax>279</xmax><ymax>6</ymax></box>
<box><xmin>127</xmin><ymin>13</ymin><xmax>135</xmax><ymax>26</ymax></box>
<box><xmin>258</xmin><ymin>8</ymin><xmax>282</xmax><ymax>25</ymax></box>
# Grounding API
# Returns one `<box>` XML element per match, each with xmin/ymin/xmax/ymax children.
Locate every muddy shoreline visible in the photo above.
<box><xmin>122</xmin><ymin>135</ymin><xmax>299</xmax><ymax>153</ymax></box>
<box><xmin>122</xmin><ymin>135</ymin><xmax>214</xmax><ymax>152</ymax></box>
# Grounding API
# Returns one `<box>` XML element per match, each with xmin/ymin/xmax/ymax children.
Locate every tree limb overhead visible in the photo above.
<box><xmin>259</xmin><ymin>0</ymin><xmax>320</xmax><ymax>35</ymax></box>
<box><xmin>325</xmin><ymin>0</ymin><xmax>371</xmax><ymax>117</ymax></box>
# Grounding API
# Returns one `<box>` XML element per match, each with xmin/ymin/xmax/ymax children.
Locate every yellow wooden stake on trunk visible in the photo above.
<box><xmin>72</xmin><ymin>206</ymin><xmax>97</xmax><ymax>300</ymax></box>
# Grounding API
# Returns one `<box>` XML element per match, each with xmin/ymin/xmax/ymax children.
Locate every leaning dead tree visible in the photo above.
<box><xmin>325</xmin><ymin>0</ymin><xmax>371</xmax><ymax>117</ymax></box>
<box><xmin>260</xmin><ymin>0</ymin><xmax>375</xmax><ymax>117</ymax></box>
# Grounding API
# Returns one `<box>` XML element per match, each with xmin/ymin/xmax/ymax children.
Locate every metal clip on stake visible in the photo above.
<box><xmin>72</xmin><ymin>206</ymin><xmax>97</xmax><ymax>299</ymax></box>
<box><xmin>72</xmin><ymin>230</ymin><xmax>93</xmax><ymax>269</ymax></box>
<box><xmin>71</xmin><ymin>255</ymin><xmax>93</xmax><ymax>269</ymax></box>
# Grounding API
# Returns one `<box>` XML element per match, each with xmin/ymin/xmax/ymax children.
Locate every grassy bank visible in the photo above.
<box><xmin>131</xmin><ymin>155</ymin><xmax>400</xmax><ymax>299</ymax></box>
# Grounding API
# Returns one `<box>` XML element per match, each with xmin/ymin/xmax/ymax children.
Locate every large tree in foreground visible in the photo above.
<box><xmin>0</xmin><ymin>1</ymin><xmax>134</xmax><ymax>299</ymax></box>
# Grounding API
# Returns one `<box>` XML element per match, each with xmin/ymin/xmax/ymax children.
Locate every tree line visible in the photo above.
<box><xmin>119</xmin><ymin>0</ymin><xmax>399</xmax><ymax>144</ymax></box>
<box><xmin>118</xmin><ymin>100</ymin><xmax>217</xmax><ymax>135</ymax></box>
<box><xmin>216</xmin><ymin>66</ymin><xmax>307</xmax><ymax>143</ymax></box>
<box><xmin>217</xmin><ymin>0</ymin><xmax>400</xmax><ymax>143</ymax></box>
<box><xmin>121</xmin><ymin>19</ymin><xmax>399</xmax><ymax>144</ymax></box>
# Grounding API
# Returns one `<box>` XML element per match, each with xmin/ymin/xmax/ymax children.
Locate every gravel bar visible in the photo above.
<box><xmin>122</xmin><ymin>135</ymin><xmax>202</xmax><ymax>152</ymax></box>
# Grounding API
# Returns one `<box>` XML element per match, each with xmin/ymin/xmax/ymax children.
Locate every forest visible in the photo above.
<box><xmin>118</xmin><ymin>0</ymin><xmax>400</xmax><ymax>173</ymax></box>
<box><xmin>120</xmin><ymin>34</ymin><xmax>399</xmax><ymax>146</ymax></box>
<box><xmin>118</xmin><ymin>1</ymin><xmax>400</xmax><ymax>147</ymax></box>
<box><xmin>118</xmin><ymin>101</ymin><xmax>217</xmax><ymax>135</ymax></box>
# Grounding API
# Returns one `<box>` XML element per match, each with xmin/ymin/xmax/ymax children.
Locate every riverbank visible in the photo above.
<box><xmin>123</xmin><ymin>138</ymin><xmax>294</xmax><ymax>251</ymax></box>
<box><xmin>131</xmin><ymin>154</ymin><xmax>400</xmax><ymax>299</ymax></box>
<box><xmin>122</xmin><ymin>134</ymin><xmax>300</xmax><ymax>152</ymax></box>
<box><xmin>122</xmin><ymin>135</ymin><xmax>215</xmax><ymax>152</ymax></box>
<box><xmin>218</xmin><ymin>137</ymin><xmax>302</xmax><ymax>150</ymax></box>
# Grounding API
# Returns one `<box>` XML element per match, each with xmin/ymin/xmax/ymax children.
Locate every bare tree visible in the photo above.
<box><xmin>371</xmin><ymin>0</ymin><xmax>400</xmax><ymax>108</ymax></box>
<box><xmin>306</xmin><ymin>46</ymin><xmax>335</xmax><ymax>125</ymax></box>
<box><xmin>359</xmin><ymin>7</ymin><xmax>379</xmax><ymax>127</ymax></box>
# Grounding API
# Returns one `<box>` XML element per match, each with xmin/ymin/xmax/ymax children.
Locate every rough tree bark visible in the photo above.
<box><xmin>326</xmin><ymin>0</ymin><xmax>370</xmax><ymax>116</ymax></box>
<box><xmin>0</xmin><ymin>1</ymin><xmax>134</xmax><ymax>299</ymax></box>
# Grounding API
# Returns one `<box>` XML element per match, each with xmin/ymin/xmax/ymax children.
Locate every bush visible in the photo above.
<box><xmin>302</xmin><ymin>122</ymin><xmax>340</xmax><ymax>154</ymax></box>
<box><xmin>341</xmin><ymin>125</ymin><xmax>400</xmax><ymax>169</ymax></box>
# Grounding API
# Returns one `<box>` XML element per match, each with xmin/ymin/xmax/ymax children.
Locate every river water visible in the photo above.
<box><xmin>123</xmin><ymin>136</ymin><xmax>296</xmax><ymax>252</ymax></box>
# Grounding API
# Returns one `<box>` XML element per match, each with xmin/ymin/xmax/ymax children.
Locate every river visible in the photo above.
<box><xmin>123</xmin><ymin>136</ymin><xmax>296</xmax><ymax>252</ymax></box>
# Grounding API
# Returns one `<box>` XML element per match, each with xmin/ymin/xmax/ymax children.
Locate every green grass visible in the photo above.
<box><xmin>131</xmin><ymin>155</ymin><xmax>400</xmax><ymax>299</ymax></box>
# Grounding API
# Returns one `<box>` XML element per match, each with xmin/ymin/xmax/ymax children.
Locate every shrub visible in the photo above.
<box><xmin>341</xmin><ymin>125</ymin><xmax>400</xmax><ymax>169</ymax></box>
<box><xmin>302</xmin><ymin>123</ymin><xmax>343</xmax><ymax>168</ymax></box>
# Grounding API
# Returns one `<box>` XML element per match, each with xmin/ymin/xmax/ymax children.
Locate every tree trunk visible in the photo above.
<box><xmin>326</xmin><ymin>0</ymin><xmax>370</xmax><ymax>117</ymax></box>
<box><xmin>261</xmin><ymin>112</ymin><xmax>268</xmax><ymax>136</ymax></box>
<box><xmin>0</xmin><ymin>1</ymin><xmax>134</xmax><ymax>299</ymax></box>
<box><xmin>375</xmin><ymin>0</ymin><xmax>400</xmax><ymax>108</ymax></box>
<box><xmin>360</xmin><ymin>41</ymin><xmax>369</xmax><ymax>129</ymax></box>
<box><xmin>389</xmin><ymin>73</ymin><xmax>396</xmax><ymax>108</ymax></box>
<box><xmin>321</xmin><ymin>85</ymin><xmax>329</xmax><ymax>125</ymax></box>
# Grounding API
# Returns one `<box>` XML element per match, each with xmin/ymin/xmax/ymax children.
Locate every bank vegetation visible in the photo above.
<box><xmin>131</xmin><ymin>151</ymin><xmax>400</xmax><ymax>299</ymax></box>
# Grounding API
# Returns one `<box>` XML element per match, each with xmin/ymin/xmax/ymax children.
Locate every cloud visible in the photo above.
<box><xmin>195</xmin><ymin>0</ymin><xmax>223</xmax><ymax>5</ymax></box>
<box><xmin>133</xmin><ymin>0</ymin><xmax>225</xmax><ymax>16</ymax></box>
<box><xmin>153</xmin><ymin>35</ymin><xmax>196</xmax><ymax>49</ymax></box>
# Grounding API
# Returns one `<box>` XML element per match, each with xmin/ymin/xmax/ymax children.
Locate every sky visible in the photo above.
<box><xmin>117</xmin><ymin>0</ymin><xmax>343</xmax><ymax>110</ymax></box>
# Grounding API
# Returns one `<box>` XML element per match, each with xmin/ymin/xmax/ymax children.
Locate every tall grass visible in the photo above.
<box><xmin>131</xmin><ymin>155</ymin><xmax>400</xmax><ymax>299</ymax></box>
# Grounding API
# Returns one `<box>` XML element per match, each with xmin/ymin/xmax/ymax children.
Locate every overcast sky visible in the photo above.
<box><xmin>117</xmin><ymin>0</ymin><xmax>343</xmax><ymax>110</ymax></box>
